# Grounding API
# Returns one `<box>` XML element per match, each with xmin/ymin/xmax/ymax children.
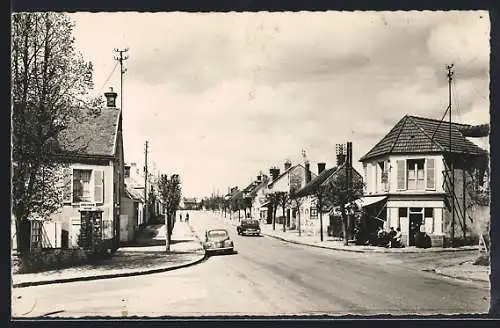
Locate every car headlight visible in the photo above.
<box><xmin>224</xmin><ymin>240</ymin><xmax>233</xmax><ymax>246</ymax></box>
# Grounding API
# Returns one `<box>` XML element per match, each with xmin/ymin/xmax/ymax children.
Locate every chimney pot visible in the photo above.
<box><xmin>284</xmin><ymin>160</ymin><xmax>292</xmax><ymax>171</ymax></box>
<box><xmin>336</xmin><ymin>154</ymin><xmax>346</xmax><ymax>166</ymax></box>
<box><xmin>104</xmin><ymin>87</ymin><xmax>118</xmax><ymax>108</ymax></box>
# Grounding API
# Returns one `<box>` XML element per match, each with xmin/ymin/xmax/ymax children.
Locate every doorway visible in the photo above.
<box><xmin>409</xmin><ymin>207</ymin><xmax>423</xmax><ymax>246</ymax></box>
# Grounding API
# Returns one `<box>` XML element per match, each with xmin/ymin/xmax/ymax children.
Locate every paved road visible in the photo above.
<box><xmin>12</xmin><ymin>211</ymin><xmax>489</xmax><ymax>317</ymax></box>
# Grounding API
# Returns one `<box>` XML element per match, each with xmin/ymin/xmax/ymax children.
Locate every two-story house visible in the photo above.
<box><xmin>46</xmin><ymin>89</ymin><xmax>125</xmax><ymax>252</ymax></box>
<box><xmin>294</xmin><ymin>160</ymin><xmax>363</xmax><ymax>237</ymax></box>
<box><xmin>267</xmin><ymin>161</ymin><xmax>317</xmax><ymax>228</ymax></box>
<box><xmin>359</xmin><ymin>115</ymin><xmax>489</xmax><ymax>247</ymax></box>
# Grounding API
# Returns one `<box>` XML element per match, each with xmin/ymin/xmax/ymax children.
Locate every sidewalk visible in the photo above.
<box><xmin>218</xmin><ymin>214</ymin><xmax>479</xmax><ymax>254</ymax></box>
<box><xmin>12</xmin><ymin>222</ymin><xmax>205</xmax><ymax>288</ymax></box>
<box><xmin>434</xmin><ymin>260</ymin><xmax>490</xmax><ymax>283</ymax></box>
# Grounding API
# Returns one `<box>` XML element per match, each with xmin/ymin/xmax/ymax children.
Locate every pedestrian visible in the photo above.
<box><xmin>388</xmin><ymin>227</ymin><xmax>396</xmax><ymax>248</ymax></box>
<box><xmin>180</xmin><ymin>214</ymin><xmax>183</xmax><ymax>222</ymax></box>
<box><xmin>186</xmin><ymin>212</ymin><xmax>190</xmax><ymax>223</ymax></box>
<box><xmin>394</xmin><ymin>227</ymin><xmax>403</xmax><ymax>248</ymax></box>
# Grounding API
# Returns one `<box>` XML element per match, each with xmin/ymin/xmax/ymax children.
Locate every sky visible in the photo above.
<box><xmin>69</xmin><ymin>11</ymin><xmax>490</xmax><ymax>199</ymax></box>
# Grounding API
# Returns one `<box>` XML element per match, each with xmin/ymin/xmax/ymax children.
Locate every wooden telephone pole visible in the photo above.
<box><xmin>144</xmin><ymin>141</ymin><xmax>149</xmax><ymax>224</ymax></box>
<box><xmin>114</xmin><ymin>48</ymin><xmax>129</xmax><ymax>110</ymax></box>
<box><xmin>447</xmin><ymin>64</ymin><xmax>455</xmax><ymax>246</ymax></box>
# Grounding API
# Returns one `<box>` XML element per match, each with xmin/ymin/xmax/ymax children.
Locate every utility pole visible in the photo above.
<box><xmin>447</xmin><ymin>64</ymin><xmax>455</xmax><ymax>247</ymax></box>
<box><xmin>346</xmin><ymin>142</ymin><xmax>353</xmax><ymax>244</ymax></box>
<box><xmin>114</xmin><ymin>48</ymin><xmax>129</xmax><ymax>110</ymax></box>
<box><xmin>144</xmin><ymin>141</ymin><xmax>149</xmax><ymax>225</ymax></box>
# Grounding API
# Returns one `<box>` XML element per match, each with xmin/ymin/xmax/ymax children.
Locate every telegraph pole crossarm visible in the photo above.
<box><xmin>114</xmin><ymin>48</ymin><xmax>129</xmax><ymax>110</ymax></box>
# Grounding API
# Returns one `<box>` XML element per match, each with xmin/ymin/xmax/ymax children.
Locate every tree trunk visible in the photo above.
<box><xmin>340</xmin><ymin>204</ymin><xmax>349</xmax><ymax>246</ymax></box>
<box><xmin>298</xmin><ymin>210</ymin><xmax>301</xmax><ymax>237</ymax></box>
<box><xmin>272</xmin><ymin>204</ymin><xmax>276</xmax><ymax>230</ymax></box>
<box><xmin>165</xmin><ymin>214</ymin><xmax>171</xmax><ymax>252</ymax></box>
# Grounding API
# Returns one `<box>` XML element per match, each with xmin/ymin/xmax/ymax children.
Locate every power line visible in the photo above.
<box><xmin>97</xmin><ymin>61</ymin><xmax>119</xmax><ymax>95</ymax></box>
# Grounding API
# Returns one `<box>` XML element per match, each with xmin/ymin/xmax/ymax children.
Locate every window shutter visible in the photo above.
<box><xmin>62</xmin><ymin>168</ymin><xmax>72</xmax><ymax>203</ymax></box>
<box><xmin>94</xmin><ymin>170</ymin><xmax>104</xmax><ymax>204</ymax></box>
<box><xmin>366</xmin><ymin>163</ymin><xmax>373</xmax><ymax>194</ymax></box>
<box><xmin>396</xmin><ymin>160</ymin><xmax>406</xmax><ymax>190</ymax></box>
<box><xmin>426</xmin><ymin>158</ymin><xmax>436</xmax><ymax>190</ymax></box>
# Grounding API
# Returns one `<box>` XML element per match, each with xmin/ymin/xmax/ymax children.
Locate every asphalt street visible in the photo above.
<box><xmin>12</xmin><ymin>211</ymin><xmax>489</xmax><ymax>317</ymax></box>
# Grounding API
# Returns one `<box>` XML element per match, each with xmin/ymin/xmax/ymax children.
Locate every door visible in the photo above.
<box><xmin>409</xmin><ymin>208</ymin><xmax>423</xmax><ymax>246</ymax></box>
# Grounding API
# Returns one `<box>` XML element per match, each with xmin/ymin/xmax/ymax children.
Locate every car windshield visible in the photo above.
<box><xmin>207</xmin><ymin>230</ymin><xmax>228</xmax><ymax>238</ymax></box>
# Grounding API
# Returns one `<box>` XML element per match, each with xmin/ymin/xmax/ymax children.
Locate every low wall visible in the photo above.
<box><xmin>13</xmin><ymin>248</ymin><xmax>91</xmax><ymax>274</ymax></box>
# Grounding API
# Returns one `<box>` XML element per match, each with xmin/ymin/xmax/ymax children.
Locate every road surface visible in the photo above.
<box><xmin>12</xmin><ymin>211</ymin><xmax>489</xmax><ymax>317</ymax></box>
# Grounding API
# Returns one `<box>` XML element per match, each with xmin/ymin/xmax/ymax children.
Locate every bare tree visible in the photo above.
<box><xmin>11</xmin><ymin>13</ymin><xmax>102</xmax><ymax>254</ymax></box>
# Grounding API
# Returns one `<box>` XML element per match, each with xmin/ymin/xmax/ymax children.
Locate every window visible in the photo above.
<box><xmin>30</xmin><ymin>220</ymin><xmax>42</xmax><ymax>250</ymax></box>
<box><xmin>398</xmin><ymin>208</ymin><xmax>408</xmax><ymax>218</ymax></box>
<box><xmin>424</xmin><ymin>208</ymin><xmax>433</xmax><ymax>218</ymax></box>
<box><xmin>73</xmin><ymin>169</ymin><xmax>92</xmax><ymax>203</ymax></box>
<box><xmin>310</xmin><ymin>208</ymin><xmax>317</xmax><ymax>219</ymax></box>
<box><xmin>407</xmin><ymin>159</ymin><xmax>425</xmax><ymax>190</ymax></box>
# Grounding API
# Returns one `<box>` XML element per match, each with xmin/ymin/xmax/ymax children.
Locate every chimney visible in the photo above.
<box><xmin>257</xmin><ymin>174</ymin><xmax>262</xmax><ymax>182</ymax></box>
<box><xmin>270</xmin><ymin>167</ymin><xmax>280</xmax><ymax>181</ymax></box>
<box><xmin>336</xmin><ymin>154</ymin><xmax>346</xmax><ymax>166</ymax></box>
<box><xmin>318</xmin><ymin>162</ymin><xmax>326</xmax><ymax>175</ymax></box>
<box><xmin>284</xmin><ymin>160</ymin><xmax>292</xmax><ymax>171</ymax></box>
<box><xmin>104</xmin><ymin>87</ymin><xmax>118</xmax><ymax>108</ymax></box>
<box><xmin>305</xmin><ymin>162</ymin><xmax>312</xmax><ymax>184</ymax></box>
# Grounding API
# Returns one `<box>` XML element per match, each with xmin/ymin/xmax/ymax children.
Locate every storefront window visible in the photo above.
<box><xmin>398</xmin><ymin>208</ymin><xmax>407</xmax><ymax>217</ymax></box>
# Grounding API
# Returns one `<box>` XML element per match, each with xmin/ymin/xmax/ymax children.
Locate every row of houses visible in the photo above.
<box><xmin>12</xmin><ymin>89</ymin><xmax>166</xmax><ymax>252</ymax></box>
<box><xmin>225</xmin><ymin>114</ymin><xmax>490</xmax><ymax>248</ymax></box>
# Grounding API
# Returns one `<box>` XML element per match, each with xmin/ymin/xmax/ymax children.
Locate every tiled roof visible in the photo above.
<box><xmin>294</xmin><ymin>165</ymin><xmax>363</xmax><ymax>197</ymax></box>
<box><xmin>359</xmin><ymin>115</ymin><xmax>488</xmax><ymax>162</ymax></box>
<box><xmin>125</xmin><ymin>184</ymin><xmax>145</xmax><ymax>201</ymax></box>
<box><xmin>294</xmin><ymin>166</ymin><xmax>338</xmax><ymax>197</ymax></box>
<box><xmin>58</xmin><ymin>109</ymin><xmax>121</xmax><ymax>157</ymax></box>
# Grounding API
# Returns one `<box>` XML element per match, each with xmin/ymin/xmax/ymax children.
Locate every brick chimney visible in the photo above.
<box><xmin>318</xmin><ymin>162</ymin><xmax>326</xmax><ymax>174</ymax></box>
<box><xmin>104</xmin><ymin>87</ymin><xmax>118</xmax><ymax>108</ymax></box>
<box><xmin>270</xmin><ymin>167</ymin><xmax>280</xmax><ymax>181</ymax></box>
<box><xmin>284</xmin><ymin>160</ymin><xmax>292</xmax><ymax>171</ymax></box>
<box><xmin>305</xmin><ymin>162</ymin><xmax>312</xmax><ymax>184</ymax></box>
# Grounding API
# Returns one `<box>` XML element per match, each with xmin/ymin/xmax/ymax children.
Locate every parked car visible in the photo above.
<box><xmin>237</xmin><ymin>219</ymin><xmax>261</xmax><ymax>236</ymax></box>
<box><xmin>203</xmin><ymin>229</ymin><xmax>234</xmax><ymax>255</ymax></box>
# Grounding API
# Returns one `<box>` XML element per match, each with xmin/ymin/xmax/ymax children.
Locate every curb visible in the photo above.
<box><xmin>13</xmin><ymin>224</ymin><xmax>207</xmax><ymax>289</ymax></box>
<box><xmin>430</xmin><ymin>260</ymin><xmax>490</xmax><ymax>284</ymax></box>
<box><xmin>218</xmin><ymin>216</ymin><xmax>478</xmax><ymax>254</ymax></box>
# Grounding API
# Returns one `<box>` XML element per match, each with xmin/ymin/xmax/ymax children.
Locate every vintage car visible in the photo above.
<box><xmin>203</xmin><ymin>229</ymin><xmax>234</xmax><ymax>254</ymax></box>
<box><xmin>236</xmin><ymin>219</ymin><xmax>261</xmax><ymax>236</ymax></box>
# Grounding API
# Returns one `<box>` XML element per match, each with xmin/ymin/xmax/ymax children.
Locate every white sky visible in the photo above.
<box><xmin>69</xmin><ymin>11</ymin><xmax>490</xmax><ymax>198</ymax></box>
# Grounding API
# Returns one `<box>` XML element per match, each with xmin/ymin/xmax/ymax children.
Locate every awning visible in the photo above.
<box><xmin>353</xmin><ymin>196</ymin><xmax>387</xmax><ymax>209</ymax></box>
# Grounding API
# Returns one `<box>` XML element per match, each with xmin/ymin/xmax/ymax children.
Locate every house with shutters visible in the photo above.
<box><xmin>267</xmin><ymin>161</ymin><xmax>317</xmax><ymax>228</ymax></box>
<box><xmin>294</xmin><ymin>160</ymin><xmax>363</xmax><ymax>237</ymax></box>
<box><xmin>359</xmin><ymin>114</ymin><xmax>489</xmax><ymax>247</ymax></box>
<box><xmin>42</xmin><ymin>89</ymin><xmax>125</xmax><ymax>251</ymax></box>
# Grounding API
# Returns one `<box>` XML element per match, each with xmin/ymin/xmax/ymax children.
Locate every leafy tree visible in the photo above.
<box><xmin>158</xmin><ymin>174</ymin><xmax>182</xmax><ymax>252</ymax></box>
<box><xmin>11</xmin><ymin>13</ymin><xmax>101</xmax><ymax>254</ymax></box>
<box><xmin>323</xmin><ymin>167</ymin><xmax>364</xmax><ymax>245</ymax></box>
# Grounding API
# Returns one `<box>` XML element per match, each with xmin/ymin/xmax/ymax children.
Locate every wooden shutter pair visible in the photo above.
<box><xmin>396</xmin><ymin>158</ymin><xmax>435</xmax><ymax>190</ymax></box>
<box><xmin>62</xmin><ymin>168</ymin><xmax>105</xmax><ymax>204</ymax></box>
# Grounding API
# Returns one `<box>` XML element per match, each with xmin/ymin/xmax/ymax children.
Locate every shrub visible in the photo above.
<box><xmin>473</xmin><ymin>253</ymin><xmax>490</xmax><ymax>266</ymax></box>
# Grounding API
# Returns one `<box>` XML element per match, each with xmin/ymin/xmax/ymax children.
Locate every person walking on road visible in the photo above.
<box><xmin>185</xmin><ymin>212</ymin><xmax>190</xmax><ymax>223</ymax></box>
<box><xmin>180</xmin><ymin>214</ymin><xmax>183</xmax><ymax>222</ymax></box>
